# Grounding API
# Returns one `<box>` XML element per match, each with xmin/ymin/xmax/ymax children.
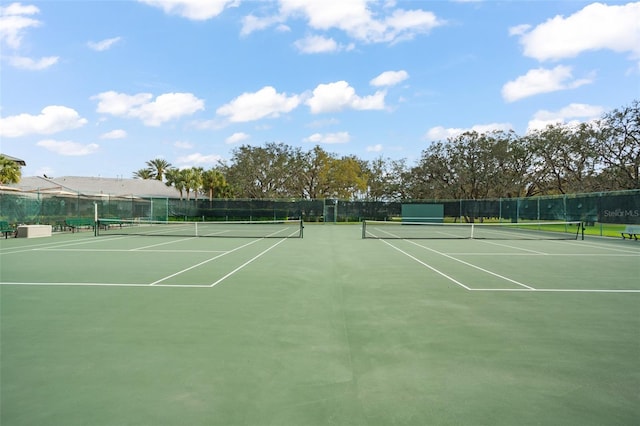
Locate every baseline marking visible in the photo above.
<box><xmin>0</xmin><ymin>282</ymin><xmax>210</xmax><ymax>288</ymax></box>
<box><xmin>34</xmin><ymin>248</ymin><xmax>226</xmax><ymax>254</ymax></box>
<box><xmin>1</xmin><ymin>281</ymin><xmax>637</xmax><ymax>292</ymax></box>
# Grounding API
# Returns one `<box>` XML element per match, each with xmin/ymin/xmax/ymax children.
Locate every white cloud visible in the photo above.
<box><xmin>383</xmin><ymin>9</ymin><xmax>443</xmax><ymax>43</ymax></box>
<box><xmin>135</xmin><ymin>93</ymin><xmax>205</xmax><ymax>126</ymax></box>
<box><xmin>174</xmin><ymin>140</ymin><xmax>193</xmax><ymax>149</ymax></box>
<box><xmin>7</xmin><ymin>55</ymin><xmax>58</xmax><ymax>70</ymax></box>
<box><xmin>426</xmin><ymin>123</ymin><xmax>513</xmax><ymax>141</ymax></box>
<box><xmin>513</xmin><ymin>2</ymin><xmax>640</xmax><ymax>61</ymax></box>
<box><xmin>508</xmin><ymin>24</ymin><xmax>530</xmax><ymax>37</ymax></box>
<box><xmin>0</xmin><ymin>106</ymin><xmax>88</xmax><ymax>137</ymax></box>
<box><xmin>501</xmin><ymin>65</ymin><xmax>593</xmax><ymax>102</ymax></box>
<box><xmin>0</xmin><ymin>2</ymin><xmax>41</xmax><ymax>49</ymax></box>
<box><xmin>87</xmin><ymin>36</ymin><xmax>122</xmax><ymax>51</ymax></box>
<box><xmin>93</xmin><ymin>91</ymin><xmax>152</xmax><ymax>115</ymax></box>
<box><xmin>216</xmin><ymin>86</ymin><xmax>300</xmax><ymax>122</ymax></box>
<box><xmin>100</xmin><ymin>129</ymin><xmax>127</xmax><ymax>139</ymax></box>
<box><xmin>366</xmin><ymin>144</ymin><xmax>383</xmax><ymax>152</ymax></box>
<box><xmin>245</xmin><ymin>0</ymin><xmax>445</xmax><ymax>44</ymax></box>
<box><xmin>138</xmin><ymin>0</ymin><xmax>240</xmax><ymax>21</ymax></box>
<box><xmin>527</xmin><ymin>103</ymin><xmax>604</xmax><ymax>132</ymax></box>
<box><xmin>241</xmin><ymin>14</ymin><xmax>283</xmax><ymax>36</ymax></box>
<box><xmin>175</xmin><ymin>152</ymin><xmax>223</xmax><ymax>165</ymax></box>
<box><xmin>293</xmin><ymin>35</ymin><xmax>354</xmax><ymax>54</ymax></box>
<box><xmin>303</xmin><ymin>131</ymin><xmax>350</xmax><ymax>144</ymax></box>
<box><xmin>92</xmin><ymin>91</ymin><xmax>205</xmax><ymax>126</ymax></box>
<box><xmin>370</xmin><ymin>70</ymin><xmax>409</xmax><ymax>87</ymax></box>
<box><xmin>225</xmin><ymin>132</ymin><xmax>250</xmax><ymax>144</ymax></box>
<box><xmin>306</xmin><ymin>80</ymin><xmax>386</xmax><ymax>113</ymax></box>
<box><xmin>36</xmin><ymin>139</ymin><xmax>99</xmax><ymax>156</ymax></box>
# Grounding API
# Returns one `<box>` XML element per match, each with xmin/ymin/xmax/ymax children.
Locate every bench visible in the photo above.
<box><xmin>0</xmin><ymin>221</ymin><xmax>15</xmax><ymax>238</ymax></box>
<box><xmin>621</xmin><ymin>225</ymin><xmax>640</xmax><ymax>240</ymax></box>
<box><xmin>65</xmin><ymin>218</ymin><xmax>95</xmax><ymax>233</ymax></box>
<box><xmin>98</xmin><ymin>218</ymin><xmax>125</xmax><ymax>230</ymax></box>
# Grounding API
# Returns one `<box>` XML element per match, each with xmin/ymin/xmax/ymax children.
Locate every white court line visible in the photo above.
<box><xmin>469</xmin><ymin>288</ymin><xmax>640</xmax><ymax>293</ymax></box>
<box><xmin>444</xmin><ymin>252</ymin><xmax>640</xmax><ymax>257</ymax></box>
<box><xmin>34</xmin><ymin>248</ymin><xmax>226</xmax><ymax>253</ymax></box>
<box><xmin>374</xmin><ymin>232</ymin><xmax>638</xmax><ymax>293</ymax></box>
<box><xmin>479</xmin><ymin>240</ymin><xmax>548</xmax><ymax>255</ymax></box>
<box><xmin>379</xmin><ymin>239</ymin><xmax>472</xmax><ymax>290</ymax></box>
<box><xmin>150</xmin><ymin>238</ymin><xmax>263</xmax><ymax>285</ymax></box>
<box><xmin>564</xmin><ymin>239</ymin><xmax>640</xmax><ymax>254</ymax></box>
<box><xmin>405</xmin><ymin>239</ymin><xmax>536</xmax><ymax>290</ymax></box>
<box><xmin>149</xmin><ymin>227</ymin><xmax>298</xmax><ymax>286</ymax></box>
<box><xmin>2</xmin><ymin>281</ymin><xmax>637</xmax><ymax>292</ymax></box>
<box><xmin>373</xmin><ymin>227</ymin><xmax>533</xmax><ymax>290</ymax></box>
<box><xmin>131</xmin><ymin>236</ymin><xmax>196</xmax><ymax>250</ymax></box>
<box><xmin>375</xmin><ymin>228</ymin><xmax>536</xmax><ymax>291</ymax></box>
<box><xmin>0</xmin><ymin>282</ymin><xmax>210</xmax><ymax>288</ymax></box>
<box><xmin>209</xmin><ymin>237</ymin><xmax>289</xmax><ymax>287</ymax></box>
<box><xmin>1</xmin><ymin>234</ymin><xmax>141</xmax><ymax>253</ymax></box>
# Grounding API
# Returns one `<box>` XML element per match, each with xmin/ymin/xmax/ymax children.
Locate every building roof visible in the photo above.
<box><xmin>0</xmin><ymin>154</ymin><xmax>26</xmax><ymax>166</ymax></box>
<box><xmin>7</xmin><ymin>176</ymin><xmax>182</xmax><ymax>198</ymax></box>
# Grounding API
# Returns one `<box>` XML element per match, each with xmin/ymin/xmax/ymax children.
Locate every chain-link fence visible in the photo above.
<box><xmin>1</xmin><ymin>189</ymin><xmax>638</xmax><ymax>232</ymax></box>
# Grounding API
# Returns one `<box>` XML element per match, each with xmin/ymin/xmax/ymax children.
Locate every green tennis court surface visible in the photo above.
<box><xmin>1</xmin><ymin>224</ymin><xmax>639</xmax><ymax>425</ymax></box>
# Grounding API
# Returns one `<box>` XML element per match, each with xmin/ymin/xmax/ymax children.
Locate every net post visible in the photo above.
<box><xmin>300</xmin><ymin>219</ymin><xmax>304</xmax><ymax>238</ymax></box>
<box><xmin>94</xmin><ymin>202</ymin><xmax>98</xmax><ymax>236</ymax></box>
<box><xmin>362</xmin><ymin>220</ymin><xmax>366</xmax><ymax>239</ymax></box>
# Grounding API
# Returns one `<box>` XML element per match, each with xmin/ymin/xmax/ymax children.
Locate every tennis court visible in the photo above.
<box><xmin>1</xmin><ymin>223</ymin><xmax>639</xmax><ymax>425</ymax></box>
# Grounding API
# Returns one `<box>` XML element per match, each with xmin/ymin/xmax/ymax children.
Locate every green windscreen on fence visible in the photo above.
<box><xmin>2</xmin><ymin>189</ymin><xmax>638</xmax><ymax>231</ymax></box>
<box><xmin>401</xmin><ymin>204</ymin><xmax>444</xmax><ymax>223</ymax></box>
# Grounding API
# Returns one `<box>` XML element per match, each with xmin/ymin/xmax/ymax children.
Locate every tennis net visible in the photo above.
<box><xmin>362</xmin><ymin>220</ymin><xmax>583</xmax><ymax>240</ymax></box>
<box><xmin>97</xmin><ymin>218</ymin><xmax>304</xmax><ymax>238</ymax></box>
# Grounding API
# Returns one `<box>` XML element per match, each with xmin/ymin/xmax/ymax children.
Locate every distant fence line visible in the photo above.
<box><xmin>1</xmin><ymin>189</ymin><xmax>638</xmax><ymax>228</ymax></box>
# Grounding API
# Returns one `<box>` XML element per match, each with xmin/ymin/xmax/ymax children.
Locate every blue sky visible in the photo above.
<box><xmin>1</xmin><ymin>0</ymin><xmax>639</xmax><ymax>178</ymax></box>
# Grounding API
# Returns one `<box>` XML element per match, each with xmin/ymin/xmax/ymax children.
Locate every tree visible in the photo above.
<box><xmin>366</xmin><ymin>157</ymin><xmax>388</xmax><ymax>201</ymax></box>
<box><xmin>528</xmin><ymin>123</ymin><xmax>599</xmax><ymax>194</ymax></box>
<box><xmin>223</xmin><ymin>143</ymin><xmax>300</xmax><ymax>198</ymax></box>
<box><xmin>326</xmin><ymin>155</ymin><xmax>368</xmax><ymax>199</ymax></box>
<box><xmin>595</xmin><ymin>100</ymin><xmax>640</xmax><ymax>189</ymax></box>
<box><xmin>165</xmin><ymin>168</ymin><xmax>186</xmax><ymax>200</ymax></box>
<box><xmin>183</xmin><ymin>167</ymin><xmax>203</xmax><ymax>201</ymax></box>
<box><xmin>298</xmin><ymin>145</ymin><xmax>334</xmax><ymax>199</ymax></box>
<box><xmin>481</xmin><ymin>130</ymin><xmax>533</xmax><ymax>198</ymax></box>
<box><xmin>0</xmin><ymin>155</ymin><xmax>22</xmax><ymax>184</ymax></box>
<box><xmin>129</xmin><ymin>100</ymin><xmax>640</xmax><ymax>200</ymax></box>
<box><xmin>133</xmin><ymin>168</ymin><xmax>154</xmax><ymax>179</ymax></box>
<box><xmin>409</xmin><ymin>141</ymin><xmax>460</xmax><ymax>200</ymax></box>
<box><xmin>201</xmin><ymin>168</ymin><xmax>229</xmax><ymax>202</ymax></box>
<box><xmin>146</xmin><ymin>158</ymin><xmax>172</xmax><ymax>181</ymax></box>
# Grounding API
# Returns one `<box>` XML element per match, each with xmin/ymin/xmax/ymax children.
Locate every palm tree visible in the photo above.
<box><xmin>0</xmin><ymin>155</ymin><xmax>22</xmax><ymax>184</ymax></box>
<box><xmin>146</xmin><ymin>158</ymin><xmax>172</xmax><ymax>181</ymax></box>
<box><xmin>202</xmin><ymin>168</ymin><xmax>228</xmax><ymax>203</ymax></box>
<box><xmin>165</xmin><ymin>168</ymin><xmax>186</xmax><ymax>200</ymax></box>
<box><xmin>132</xmin><ymin>168</ymin><xmax>154</xmax><ymax>179</ymax></box>
<box><xmin>180</xmin><ymin>167</ymin><xmax>203</xmax><ymax>201</ymax></box>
